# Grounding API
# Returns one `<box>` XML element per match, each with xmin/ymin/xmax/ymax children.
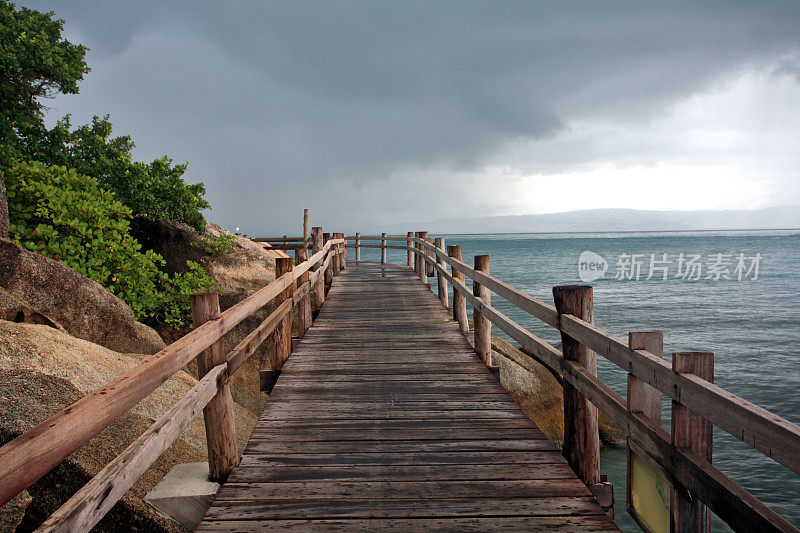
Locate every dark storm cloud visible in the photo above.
<box><xmin>20</xmin><ymin>1</ymin><xmax>800</xmax><ymax>232</ymax></box>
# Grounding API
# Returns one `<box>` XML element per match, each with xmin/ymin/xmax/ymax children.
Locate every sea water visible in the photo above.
<box><xmin>375</xmin><ymin>230</ymin><xmax>800</xmax><ymax>531</ymax></box>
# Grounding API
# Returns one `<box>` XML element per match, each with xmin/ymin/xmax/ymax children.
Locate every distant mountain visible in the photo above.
<box><xmin>391</xmin><ymin>206</ymin><xmax>800</xmax><ymax>234</ymax></box>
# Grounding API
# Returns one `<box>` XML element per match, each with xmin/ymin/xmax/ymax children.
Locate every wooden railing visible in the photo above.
<box><xmin>345</xmin><ymin>233</ymin><xmax>800</xmax><ymax>533</ymax></box>
<box><xmin>0</xmin><ymin>226</ymin><xmax>347</xmax><ymax>532</ymax></box>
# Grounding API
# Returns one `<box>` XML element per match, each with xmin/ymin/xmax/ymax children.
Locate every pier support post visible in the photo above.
<box><xmin>338</xmin><ymin>233</ymin><xmax>347</xmax><ymax>270</ymax></box>
<box><xmin>407</xmin><ymin>232</ymin><xmax>414</xmax><ymax>267</ymax></box>
<box><xmin>413</xmin><ymin>232</ymin><xmax>422</xmax><ymax>275</ymax></box>
<box><xmin>448</xmin><ymin>245</ymin><xmax>469</xmax><ymax>335</ymax></box>
<box><xmin>624</xmin><ymin>332</ymin><xmax>664</xmax><ymax>524</ymax></box>
<box><xmin>435</xmin><ymin>237</ymin><xmax>449</xmax><ymax>308</ymax></box>
<box><xmin>473</xmin><ymin>255</ymin><xmax>491</xmax><ymax>365</ymax></box>
<box><xmin>381</xmin><ymin>233</ymin><xmax>387</xmax><ymax>264</ymax></box>
<box><xmin>425</xmin><ymin>237</ymin><xmax>435</xmax><ymax>278</ymax></box>
<box><xmin>323</xmin><ymin>233</ymin><xmax>333</xmax><ymax>290</ymax></box>
<box><xmin>273</xmin><ymin>258</ymin><xmax>294</xmax><ymax>369</ymax></box>
<box><xmin>190</xmin><ymin>292</ymin><xmax>238</xmax><ymax>482</ymax></box>
<box><xmin>553</xmin><ymin>285</ymin><xmax>600</xmax><ymax>488</ymax></box>
<box><xmin>295</xmin><ymin>245</ymin><xmax>311</xmax><ymax>338</ymax></box>
<box><xmin>418</xmin><ymin>231</ymin><xmax>429</xmax><ymax>286</ymax></box>
<box><xmin>355</xmin><ymin>233</ymin><xmax>361</xmax><ymax>261</ymax></box>
<box><xmin>311</xmin><ymin>227</ymin><xmax>325</xmax><ymax>311</ymax></box>
<box><xmin>671</xmin><ymin>352</ymin><xmax>713</xmax><ymax>533</ymax></box>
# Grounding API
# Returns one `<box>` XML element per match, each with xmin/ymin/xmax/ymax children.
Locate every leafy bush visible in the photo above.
<box><xmin>5</xmin><ymin>160</ymin><xmax>217</xmax><ymax>326</ymax></box>
<box><xmin>194</xmin><ymin>232</ymin><xmax>236</xmax><ymax>255</ymax></box>
<box><xmin>11</xmin><ymin>115</ymin><xmax>210</xmax><ymax>232</ymax></box>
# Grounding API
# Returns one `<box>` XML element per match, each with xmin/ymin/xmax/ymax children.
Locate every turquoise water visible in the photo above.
<box><xmin>372</xmin><ymin>230</ymin><xmax>800</xmax><ymax>531</ymax></box>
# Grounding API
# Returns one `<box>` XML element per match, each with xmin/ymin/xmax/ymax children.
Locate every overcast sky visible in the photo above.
<box><xmin>24</xmin><ymin>1</ymin><xmax>800</xmax><ymax>234</ymax></box>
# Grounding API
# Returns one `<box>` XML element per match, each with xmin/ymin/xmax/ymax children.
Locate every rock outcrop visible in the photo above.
<box><xmin>130</xmin><ymin>219</ymin><xmax>289</xmax><ymax>415</ymax></box>
<box><xmin>0</xmin><ymin>240</ymin><xmax>165</xmax><ymax>355</ymax></box>
<box><xmin>492</xmin><ymin>336</ymin><xmax>625</xmax><ymax>447</ymax></box>
<box><xmin>0</xmin><ymin>170</ymin><xmax>8</xmax><ymax>239</ymax></box>
<box><xmin>0</xmin><ymin>320</ymin><xmax>259</xmax><ymax>532</ymax></box>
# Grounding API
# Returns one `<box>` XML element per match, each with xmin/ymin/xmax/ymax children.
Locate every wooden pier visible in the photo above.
<box><xmin>1</xmin><ymin>217</ymin><xmax>799</xmax><ymax>532</ymax></box>
<box><xmin>197</xmin><ymin>263</ymin><xmax>617</xmax><ymax>531</ymax></box>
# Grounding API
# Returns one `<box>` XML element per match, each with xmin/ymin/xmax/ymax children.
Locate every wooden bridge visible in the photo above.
<box><xmin>197</xmin><ymin>262</ymin><xmax>616</xmax><ymax>531</ymax></box>
<box><xmin>1</xmin><ymin>213</ymin><xmax>799</xmax><ymax>532</ymax></box>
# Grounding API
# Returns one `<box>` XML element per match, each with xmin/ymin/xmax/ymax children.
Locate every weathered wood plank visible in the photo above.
<box><xmin>198</xmin><ymin>262</ymin><xmax>617</xmax><ymax>531</ymax></box>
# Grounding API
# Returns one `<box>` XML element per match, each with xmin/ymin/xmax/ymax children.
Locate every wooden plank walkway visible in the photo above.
<box><xmin>197</xmin><ymin>262</ymin><xmax>619</xmax><ymax>532</ymax></box>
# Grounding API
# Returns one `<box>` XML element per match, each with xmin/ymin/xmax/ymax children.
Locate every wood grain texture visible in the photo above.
<box><xmin>191</xmin><ymin>292</ymin><xmax>238</xmax><ymax>482</ymax></box>
<box><xmin>553</xmin><ymin>285</ymin><xmax>599</xmax><ymax>487</ymax></box>
<box><xmin>671</xmin><ymin>352</ymin><xmax>713</xmax><ymax>533</ymax></box>
<box><xmin>197</xmin><ymin>263</ymin><xmax>617</xmax><ymax>531</ymax></box>
<box><xmin>311</xmin><ymin>227</ymin><xmax>325</xmax><ymax>310</ymax></box>
<box><xmin>39</xmin><ymin>365</ymin><xmax>226</xmax><ymax>532</ymax></box>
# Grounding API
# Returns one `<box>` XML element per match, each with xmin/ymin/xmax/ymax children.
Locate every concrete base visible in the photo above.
<box><xmin>144</xmin><ymin>462</ymin><xmax>219</xmax><ymax>530</ymax></box>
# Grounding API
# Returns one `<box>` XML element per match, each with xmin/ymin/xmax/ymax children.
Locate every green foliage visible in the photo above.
<box><xmin>0</xmin><ymin>1</ymin><xmax>88</xmax><ymax>163</ymax></box>
<box><xmin>5</xmin><ymin>160</ymin><xmax>217</xmax><ymax>326</ymax></box>
<box><xmin>9</xmin><ymin>114</ymin><xmax>210</xmax><ymax>232</ymax></box>
<box><xmin>0</xmin><ymin>2</ymin><xmax>209</xmax><ymax>231</ymax></box>
<box><xmin>194</xmin><ymin>232</ymin><xmax>236</xmax><ymax>255</ymax></box>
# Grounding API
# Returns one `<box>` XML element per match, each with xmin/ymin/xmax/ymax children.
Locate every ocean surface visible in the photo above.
<box><xmin>372</xmin><ymin>229</ymin><xmax>800</xmax><ymax>531</ymax></box>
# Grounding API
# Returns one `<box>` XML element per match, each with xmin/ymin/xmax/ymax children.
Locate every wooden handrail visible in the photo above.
<box><xmin>38</xmin><ymin>364</ymin><xmax>228</xmax><ymax>532</ymax></box>
<box><xmin>406</xmin><ymin>235</ymin><xmax>800</xmax><ymax>532</ymax></box>
<box><xmin>0</xmin><ymin>234</ymin><xmax>344</xmax><ymax>513</ymax></box>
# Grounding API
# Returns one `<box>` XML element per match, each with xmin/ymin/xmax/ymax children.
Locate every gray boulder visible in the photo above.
<box><xmin>0</xmin><ymin>240</ymin><xmax>165</xmax><ymax>355</ymax></box>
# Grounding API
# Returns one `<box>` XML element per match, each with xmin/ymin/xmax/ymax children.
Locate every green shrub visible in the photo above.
<box><xmin>194</xmin><ymin>232</ymin><xmax>236</xmax><ymax>255</ymax></box>
<box><xmin>5</xmin><ymin>160</ymin><xmax>217</xmax><ymax>326</ymax></box>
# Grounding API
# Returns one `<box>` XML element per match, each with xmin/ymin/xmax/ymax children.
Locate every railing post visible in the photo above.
<box><xmin>553</xmin><ymin>285</ymin><xmax>600</xmax><ymax>487</ymax></box>
<box><xmin>190</xmin><ymin>292</ymin><xmax>238</xmax><ymax>482</ymax></box>
<box><xmin>339</xmin><ymin>233</ymin><xmax>347</xmax><ymax>270</ymax></box>
<box><xmin>473</xmin><ymin>255</ymin><xmax>492</xmax><ymax>365</ymax></box>
<box><xmin>355</xmin><ymin>232</ymin><xmax>361</xmax><ymax>261</ymax></box>
<box><xmin>311</xmin><ymin>226</ymin><xmax>325</xmax><ymax>311</ymax></box>
<box><xmin>295</xmin><ymin>245</ymin><xmax>311</xmax><ymax>338</ymax></box>
<box><xmin>333</xmin><ymin>233</ymin><xmax>345</xmax><ymax>271</ymax></box>
<box><xmin>671</xmin><ymin>352</ymin><xmax>714</xmax><ymax>533</ymax></box>
<box><xmin>418</xmin><ymin>231</ymin><xmax>429</xmax><ymax>286</ymax></box>
<box><xmin>413</xmin><ymin>231</ymin><xmax>421</xmax><ymax>274</ymax></box>
<box><xmin>447</xmin><ymin>245</ymin><xmax>469</xmax><ymax>335</ymax></box>
<box><xmin>623</xmin><ymin>332</ymin><xmax>664</xmax><ymax>524</ymax></box>
<box><xmin>425</xmin><ymin>237</ymin><xmax>435</xmax><ymax>278</ymax></box>
<box><xmin>407</xmin><ymin>231</ymin><xmax>414</xmax><ymax>268</ymax></box>
<box><xmin>435</xmin><ymin>237</ymin><xmax>449</xmax><ymax>308</ymax></box>
<box><xmin>381</xmin><ymin>232</ymin><xmax>387</xmax><ymax>265</ymax></box>
<box><xmin>323</xmin><ymin>232</ymin><xmax>333</xmax><ymax>290</ymax></box>
<box><xmin>273</xmin><ymin>257</ymin><xmax>293</xmax><ymax>369</ymax></box>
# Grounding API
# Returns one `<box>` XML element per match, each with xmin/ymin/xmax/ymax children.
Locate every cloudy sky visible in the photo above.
<box><xmin>25</xmin><ymin>1</ymin><xmax>800</xmax><ymax>233</ymax></box>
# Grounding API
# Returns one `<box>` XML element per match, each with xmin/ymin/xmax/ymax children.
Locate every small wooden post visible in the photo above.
<box><xmin>323</xmin><ymin>233</ymin><xmax>333</xmax><ymax>289</ymax></box>
<box><xmin>472</xmin><ymin>255</ymin><xmax>492</xmax><ymax>365</ymax></box>
<box><xmin>553</xmin><ymin>285</ymin><xmax>600</xmax><ymax>487</ymax></box>
<box><xmin>339</xmin><ymin>232</ymin><xmax>347</xmax><ymax>270</ymax></box>
<box><xmin>448</xmin><ymin>245</ymin><xmax>469</xmax><ymax>335</ymax></box>
<box><xmin>407</xmin><ymin>231</ymin><xmax>414</xmax><ymax>268</ymax></box>
<box><xmin>381</xmin><ymin>232</ymin><xmax>387</xmax><ymax>265</ymax></box>
<box><xmin>671</xmin><ymin>352</ymin><xmax>713</xmax><ymax>533</ymax></box>
<box><xmin>625</xmin><ymin>332</ymin><xmax>663</xmax><ymax>524</ymax></box>
<box><xmin>435</xmin><ymin>237</ymin><xmax>449</xmax><ymax>308</ymax></box>
<box><xmin>190</xmin><ymin>292</ymin><xmax>238</xmax><ymax>482</ymax></box>
<box><xmin>311</xmin><ymin>227</ymin><xmax>325</xmax><ymax>310</ymax></box>
<box><xmin>333</xmin><ymin>233</ymin><xmax>345</xmax><ymax>272</ymax></box>
<box><xmin>273</xmin><ymin>257</ymin><xmax>294</xmax><ymax>369</ymax></box>
<box><xmin>425</xmin><ymin>237</ymin><xmax>435</xmax><ymax>277</ymax></box>
<box><xmin>295</xmin><ymin>245</ymin><xmax>311</xmax><ymax>338</ymax></box>
<box><xmin>303</xmin><ymin>209</ymin><xmax>309</xmax><ymax>247</ymax></box>
<box><xmin>355</xmin><ymin>232</ymin><xmax>361</xmax><ymax>261</ymax></box>
<box><xmin>413</xmin><ymin>231</ymin><xmax>422</xmax><ymax>274</ymax></box>
<box><xmin>418</xmin><ymin>231</ymin><xmax>429</xmax><ymax>285</ymax></box>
